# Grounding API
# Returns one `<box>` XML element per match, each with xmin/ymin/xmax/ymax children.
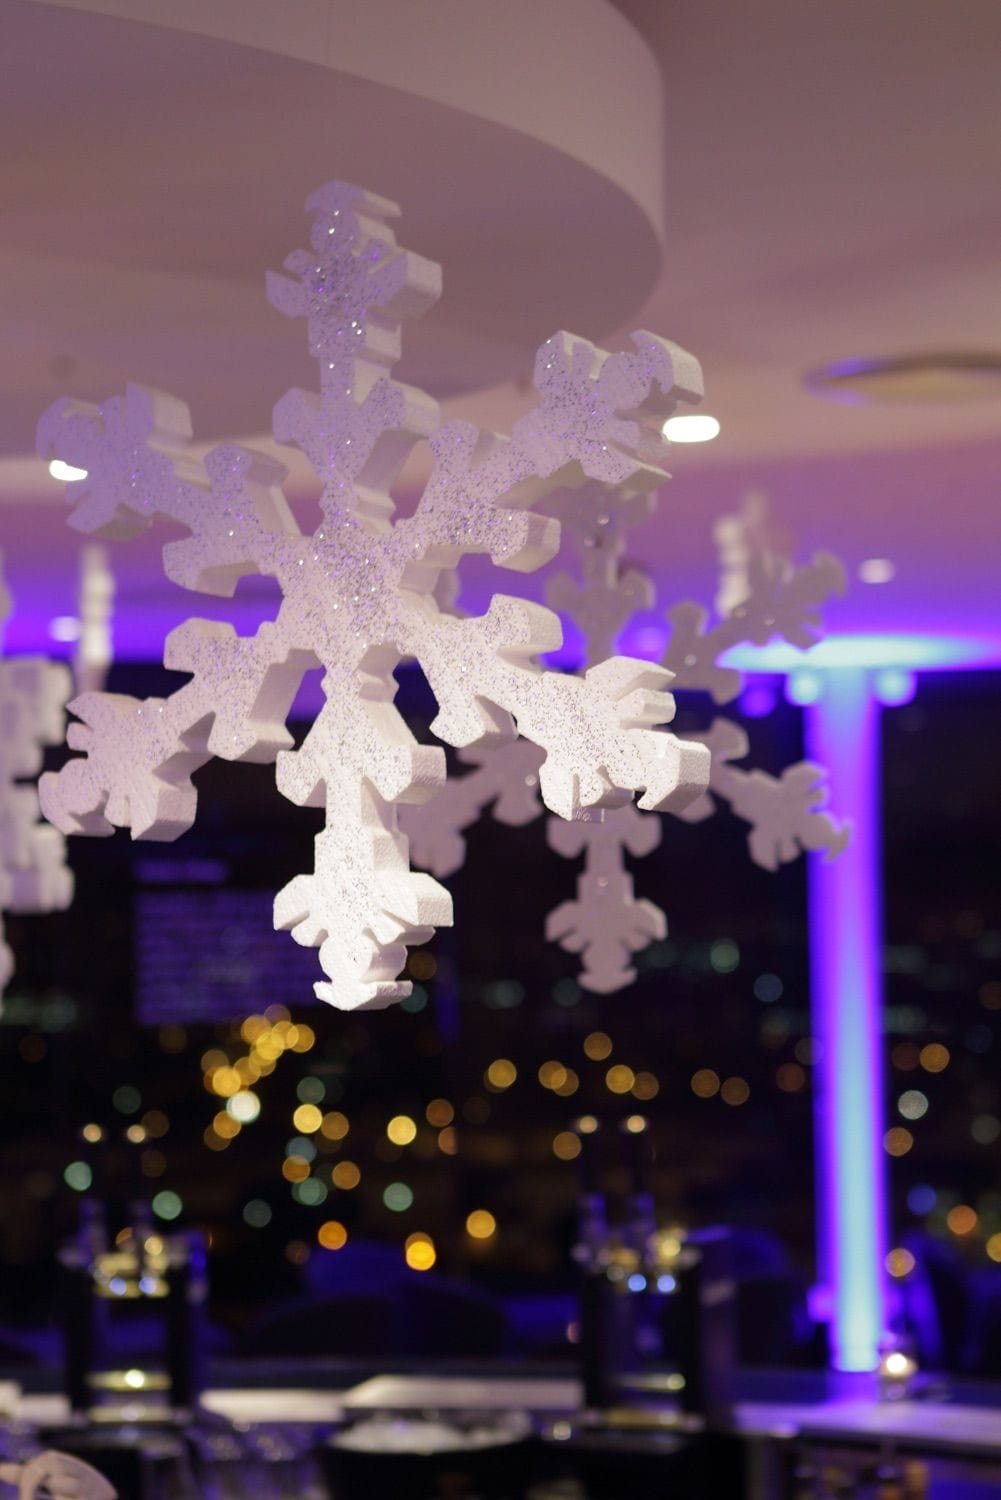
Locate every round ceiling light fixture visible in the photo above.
<box><xmin>662</xmin><ymin>413</ymin><xmax>721</xmax><ymax>443</ymax></box>
<box><xmin>858</xmin><ymin>558</ymin><xmax>895</xmax><ymax>585</ymax></box>
<box><xmin>804</xmin><ymin>352</ymin><xmax>1001</xmax><ymax>405</ymax></box>
<box><xmin>48</xmin><ymin>459</ymin><xmax>88</xmax><ymax>482</ymax></box>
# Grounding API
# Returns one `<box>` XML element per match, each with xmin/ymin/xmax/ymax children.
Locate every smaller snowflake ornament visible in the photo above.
<box><xmin>545</xmin><ymin>802</ymin><xmax>665</xmax><ymax>993</ymax></box>
<box><xmin>404</xmin><ymin>491</ymin><xmax>850</xmax><ymax>992</ymax></box>
<box><xmin>0</xmin><ymin>558</ymin><xmax>74</xmax><ymax>992</ymax></box>
<box><xmin>38</xmin><ymin>182</ymin><xmax>711</xmax><ymax>1010</ymax></box>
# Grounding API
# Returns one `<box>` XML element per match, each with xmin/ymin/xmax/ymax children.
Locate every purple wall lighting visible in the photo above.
<box><xmin>804</xmin><ymin>668</ymin><xmax>888</xmax><ymax>1371</ymax></box>
<box><xmin>728</xmin><ymin>631</ymin><xmax>1001</xmax><ymax>1371</ymax></box>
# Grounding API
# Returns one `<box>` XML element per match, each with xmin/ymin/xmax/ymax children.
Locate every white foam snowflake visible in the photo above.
<box><xmin>403</xmin><ymin>490</ymin><xmax>850</xmax><ymax>992</ymax></box>
<box><xmin>0</xmin><ymin>560</ymin><xmax>74</xmax><ymax>992</ymax></box>
<box><xmin>38</xmin><ymin>182</ymin><xmax>711</xmax><ymax>1011</ymax></box>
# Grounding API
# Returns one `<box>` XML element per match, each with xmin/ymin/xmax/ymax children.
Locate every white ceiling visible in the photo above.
<box><xmin>3</xmin><ymin>0</ymin><xmax>1001</xmax><ymax>660</ymax></box>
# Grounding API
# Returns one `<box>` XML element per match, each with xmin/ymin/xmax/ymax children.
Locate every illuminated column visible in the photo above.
<box><xmin>803</xmin><ymin>668</ymin><xmax>888</xmax><ymax>1372</ymax></box>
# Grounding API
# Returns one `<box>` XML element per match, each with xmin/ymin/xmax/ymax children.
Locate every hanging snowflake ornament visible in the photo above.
<box><xmin>0</xmin><ymin>559</ymin><xmax>74</xmax><ymax>993</ymax></box>
<box><xmin>403</xmin><ymin>490</ymin><xmax>850</xmax><ymax>992</ymax></box>
<box><xmin>38</xmin><ymin>181</ymin><xmax>712</xmax><ymax>1011</ymax></box>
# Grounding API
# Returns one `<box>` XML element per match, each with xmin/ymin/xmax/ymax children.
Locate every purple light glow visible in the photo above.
<box><xmin>805</xmin><ymin>669</ymin><xmax>888</xmax><ymax>1371</ymax></box>
<box><xmin>738</xmin><ymin>681</ymin><xmax>778</xmax><ymax>718</ymax></box>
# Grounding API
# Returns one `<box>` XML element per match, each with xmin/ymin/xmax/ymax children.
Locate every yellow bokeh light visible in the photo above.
<box><xmin>883</xmin><ymin>1127</ymin><xmax>914</xmax><ymax>1157</ymax></box>
<box><xmin>405</xmin><ymin>1236</ymin><xmax>436</xmax><ymax>1271</ymax></box>
<box><xmin>331</xmin><ymin>1160</ymin><xmax>361</xmax><ymax>1190</ymax></box>
<box><xmin>290</xmin><ymin>1023</ymin><xmax>316</xmax><ymax>1053</ymax></box>
<box><xmin>210</xmin><ymin>1066</ymin><xmax>242</xmax><ymax>1099</ymax></box>
<box><xmin>320</xmin><ymin>1111</ymin><xmax>350</xmax><ymax>1141</ymax></box>
<box><xmin>583</xmin><ymin>1031</ymin><xmax>612</xmax><ymax>1061</ymax></box>
<box><xmin>632</xmin><ymin>1071</ymin><xmax>659</xmax><ymax>1101</ymax></box>
<box><xmin>776</xmin><ymin>1063</ymin><xmax>806</xmax><ymax>1093</ymax></box>
<box><xmin>201</xmin><ymin>1048</ymin><xmax>228</xmax><ymax>1072</ymax></box>
<box><xmin>485</xmin><ymin>1059</ymin><xmax>517</xmax><ymax>1090</ymax></box>
<box><xmin>240</xmin><ymin>1015</ymin><xmax>269</xmax><ymax>1043</ymax></box>
<box><xmin>408</xmin><ymin>950</ymin><xmax>437</xmax><ymax>981</ymax></box>
<box><xmin>387</xmin><ymin>1114</ymin><xmax>418</xmax><ymax>1146</ymax></box>
<box><xmin>946</xmin><ymin>1204</ymin><xmax>978</xmax><ymax>1235</ymax></box>
<box><xmin>553</xmin><ymin>1067</ymin><xmax>579</xmax><ymax>1098</ymax></box>
<box><xmin>552</xmin><ymin>1131</ymin><xmax>582</xmax><ymax>1161</ymax></box>
<box><xmin>652</xmin><ymin>1229</ymin><xmax>683</xmax><ymax>1262</ymax></box>
<box><xmin>466</xmin><ymin>1209</ymin><xmax>497</xmax><ymax>1240</ymax></box>
<box><xmin>721</xmin><ymin>1076</ymin><xmax>750</xmax><ymax>1106</ymax></box>
<box><xmin>82</xmin><ymin>1123</ymin><xmax>103</xmax><ymax>1144</ymax></box>
<box><xmin>141</xmin><ymin>1110</ymin><xmax>169</xmax><ymax>1138</ymax></box>
<box><xmin>885</xmin><ymin>1248</ymin><xmax>915</xmax><ymax>1278</ymax></box>
<box><xmin>317</xmin><ymin>1220</ymin><xmax>347</xmax><ymax>1251</ymax></box>
<box><xmin>203</xmin><ymin>1126</ymin><xmax>229</xmax><ymax>1151</ymax></box>
<box><xmin>254</xmin><ymin>1034</ymin><xmax>283</xmax><ymax>1062</ymax></box>
<box><xmin>986</xmin><ymin>1232</ymin><xmax>1001</xmax><ymax>1263</ymax></box>
<box><xmin>605</xmin><ymin>1064</ymin><xmax>635</xmax><ymax>1095</ymax></box>
<box><xmin>293</xmin><ymin>1103</ymin><xmax>323</xmax><ymax>1134</ymax></box>
<box><xmin>624</xmin><ymin>1114</ymin><xmax>647</xmax><ymax>1135</ymax></box>
<box><xmin>438</xmin><ymin>1126</ymin><xmax>458</xmax><ymax>1155</ymax></box>
<box><xmin>211</xmin><ymin>1068</ymin><xmax>243</xmax><ymax>1104</ymax></box>
<box><xmin>282</xmin><ymin>1155</ymin><xmax>311</xmax><ymax>1183</ymax></box>
<box><xmin>690</xmin><ymin>1068</ymin><xmax>720</xmax><ymax>1098</ymax></box>
<box><xmin>235</xmin><ymin>1055</ymin><xmax>262</xmax><ymax>1084</ymax></box>
<box><xmin>425</xmin><ymin>1098</ymin><xmax>454</xmax><ymax>1127</ymax></box>
<box><xmin>538</xmin><ymin>1060</ymin><xmax>568</xmax><ymax>1090</ymax></box>
<box><xmin>213</xmin><ymin>1110</ymin><xmax>241</xmax><ymax>1139</ymax></box>
<box><xmin>920</xmin><ymin>1043</ymin><xmax>950</xmax><ymax>1073</ymax></box>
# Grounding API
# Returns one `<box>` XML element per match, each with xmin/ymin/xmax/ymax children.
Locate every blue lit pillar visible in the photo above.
<box><xmin>803</xmin><ymin>668</ymin><xmax>888</xmax><ymax>1371</ymax></box>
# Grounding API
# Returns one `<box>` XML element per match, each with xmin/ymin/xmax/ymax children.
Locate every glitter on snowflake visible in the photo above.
<box><xmin>38</xmin><ymin>182</ymin><xmax>710</xmax><ymax>1010</ymax></box>
<box><xmin>403</xmin><ymin>490</ymin><xmax>849</xmax><ymax>992</ymax></box>
<box><xmin>0</xmin><ymin>561</ymin><xmax>74</xmax><ymax>992</ymax></box>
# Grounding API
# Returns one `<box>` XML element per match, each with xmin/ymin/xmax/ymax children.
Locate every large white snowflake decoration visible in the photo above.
<box><xmin>402</xmin><ymin>490</ymin><xmax>851</xmax><ymax>992</ymax></box>
<box><xmin>37</xmin><ymin>182</ymin><xmax>713</xmax><ymax>1011</ymax></box>
<box><xmin>0</xmin><ymin>559</ymin><xmax>74</xmax><ymax>992</ymax></box>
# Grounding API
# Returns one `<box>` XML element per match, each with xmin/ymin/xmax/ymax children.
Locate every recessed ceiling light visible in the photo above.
<box><xmin>48</xmin><ymin>459</ymin><xmax>88</xmax><ymax>482</ymax></box>
<box><xmin>662</xmin><ymin>414</ymin><xmax>720</xmax><ymax>443</ymax></box>
<box><xmin>874</xmin><ymin>668</ymin><xmax>916</xmax><ymax>708</ymax></box>
<box><xmin>786</xmin><ymin>668</ymin><xmax>824</xmax><ymax>707</ymax></box>
<box><xmin>804</xmin><ymin>352</ymin><xmax>1001</xmax><ymax>405</ymax></box>
<box><xmin>858</xmin><ymin>558</ymin><xmax>895</xmax><ymax>585</ymax></box>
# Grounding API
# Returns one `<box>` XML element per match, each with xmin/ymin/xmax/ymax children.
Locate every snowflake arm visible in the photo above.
<box><xmin>546</xmin><ymin>805</ymin><xmax>665</xmax><ymax>993</ymax></box>
<box><xmin>677</xmin><ymin>718</ymin><xmax>850</xmax><ymax>869</ymax></box>
<box><xmin>401</xmin><ymin>740</ymin><xmax>545</xmax><ymax>879</ymax></box>
<box><xmin>660</xmin><ymin>494</ymin><xmax>847</xmax><ymax>699</ymax></box>
<box><xmin>544</xmin><ymin>483</ymin><xmax>658</xmax><ymax>667</ymax></box>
